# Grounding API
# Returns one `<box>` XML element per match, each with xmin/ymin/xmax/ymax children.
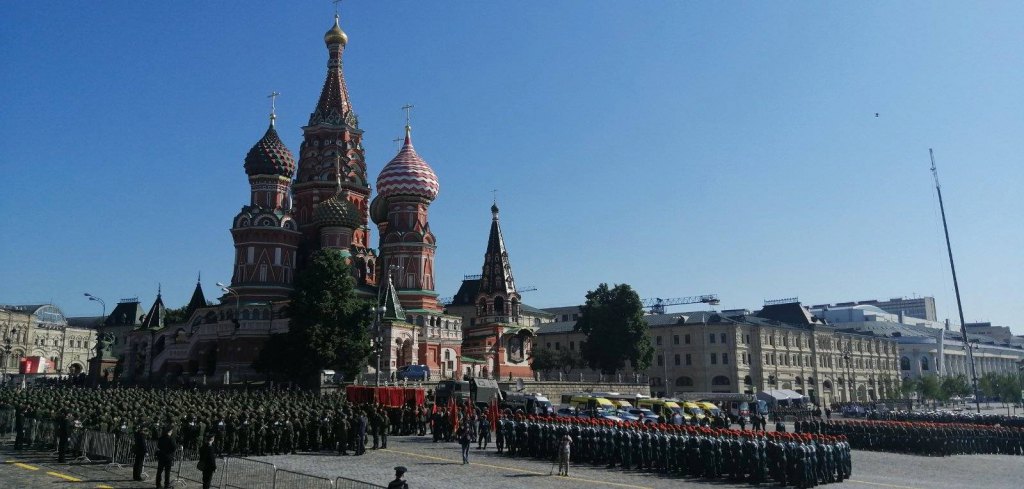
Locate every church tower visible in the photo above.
<box><xmin>370</xmin><ymin>124</ymin><xmax>440</xmax><ymax>311</ymax></box>
<box><xmin>371</xmin><ymin>123</ymin><xmax>463</xmax><ymax>379</ymax></box>
<box><xmin>229</xmin><ymin>110</ymin><xmax>302</xmax><ymax>302</ymax></box>
<box><xmin>292</xmin><ymin>15</ymin><xmax>376</xmax><ymax>286</ymax></box>
<box><xmin>457</xmin><ymin>203</ymin><xmax>536</xmax><ymax>379</ymax></box>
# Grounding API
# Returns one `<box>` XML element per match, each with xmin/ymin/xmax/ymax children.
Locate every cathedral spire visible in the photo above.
<box><xmin>310</xmin><ymin>14</ymin><xmax>353</xmax><ymax>126</ymax></box>
<box><xmin>479</xmin><ymin>202</ymin><xmax>517</xmax><ymax>297</ymax></box>
<box><xmin>382</xmin><ymin>270</ymin><xmax>406</xmax><ymax>321</ymax></box>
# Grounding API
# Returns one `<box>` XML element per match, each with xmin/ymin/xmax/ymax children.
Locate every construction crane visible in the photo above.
<box><xmin>642</xmin><ymin>294</ymin><xmax>720</xmax><ymax>315</ymax></box>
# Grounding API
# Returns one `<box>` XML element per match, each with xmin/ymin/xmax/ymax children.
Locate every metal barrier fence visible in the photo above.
<box><xmin>335</xmin><ymin>476</ymin><xmax>386</xmax><ymax>489</ymax></box>
<box><xmin>176</xmin><ymin>445</ymin><xmax>212</xmax><ymax>487</ymax></box>
<box><xmin>220</xmin><ymin>458</ymin><xmax>276</xmax><ymax>489</ymax></box>
<box><xmin>274</xmin><ymin>468</ymin><xmax>335</xmax><ymax>489</ymax></box>
<box><xmin>3</xmin><ymin>424</ymin><xmax>381</xmax><ymax>489</ymax></box>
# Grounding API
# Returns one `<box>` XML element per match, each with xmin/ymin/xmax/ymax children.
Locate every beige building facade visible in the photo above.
<box><xmin>0</xmin><ymin>304</ymin><xmax>96</xmax><ymax>377</ymax></box>
<box><xmin>537</xmin><ymin>302</ymin><xmax>901</xmax><ymax>406</ymax></box>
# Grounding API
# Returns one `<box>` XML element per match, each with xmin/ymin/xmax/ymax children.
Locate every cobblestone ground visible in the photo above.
<box><xmin>1</xmin><ymin>436</ymin><xmax>1022</xmax><ymax>489</ymax></box>
<box><xmin>254</xmin><ymin>436</ymin><xmax>1024</xmax><ymax>489</ymax></box>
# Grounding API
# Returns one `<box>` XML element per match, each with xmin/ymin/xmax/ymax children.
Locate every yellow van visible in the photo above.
<box><xmin>682</xmin><ymin>401</ymin><xmax>706</xmax><ymax>421</ymax></box>
<box><xmin>637</xmin><ymin>398</ymin><xmax>683</xmax><ymax>418</ymax></box>
<box><xmin>569</xmin><ymin>396</ymin><xmax>616</xmax><ymax>413</ymax></box>
<box><xmin>696</xmin><ymin>401</ymin><xmax>722</xmax><ymax>418</ymax></box>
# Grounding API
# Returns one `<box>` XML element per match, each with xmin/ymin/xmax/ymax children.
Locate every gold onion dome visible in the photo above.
<box><xmin>324</xmin><ymin>14</ymin><xmax>348</xmax><ymax>46</ymax></box>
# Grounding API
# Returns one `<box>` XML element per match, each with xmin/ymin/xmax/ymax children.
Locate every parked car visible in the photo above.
<box><xmin>615</xmin><ymin>410</ymin><xmax>641</xmax><ymax>422</ymax></box>
<box><xmin>626</xmin><ymin>408</ymin><xmax>660</xmax><ymax>423</ymax></box>
<box><xmin>396</xmin><ymin>365</ymin><xmax>430</xmax><ymax>381</ymax></box>
<box><xmin>555</xmin><ymin>407</ymin><xmax>578</xmax><ymax>418</ymax></box>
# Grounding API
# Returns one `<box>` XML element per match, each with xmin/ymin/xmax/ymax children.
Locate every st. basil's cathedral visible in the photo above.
<box><xmin>121</xmin><ymin>15</ymin><xmax>546</xmax><ymax>384</ymax></box>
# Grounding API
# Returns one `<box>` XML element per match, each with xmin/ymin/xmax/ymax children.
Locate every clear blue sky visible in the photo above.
<box><xmin>2</xmin><ymin>2</ymin><xmax>1021</xmax><ymax>333</ymax></box>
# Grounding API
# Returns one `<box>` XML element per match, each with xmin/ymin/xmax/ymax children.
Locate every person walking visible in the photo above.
<box><xmin>388</xmin><ymin>466</ymin><xmax>409</xmax><ymax>489</ymax></box>
<box><xmin>155</xmin><ymin>427</ymin><xmax>178</xmax><ymax>489</ymax></box>
<box><xmin>198</xmin><ymin>434</ymin><xmax>217</xmax><ymax>489</ymax></box>
<box><xmin>477</xmin><ymin>415</ymin><xmax>490</xmax><ymax>449</ymax></box>
<box><xmin>133</xmin><ymin>424</ymin><xmax>148</xmax><ymax>481</ymax></box>
<box><xmin>557</xmin><ymin>434</ymin><xmax>573</xmax><ymax>477</ymax></box>
<box><xmin>459</xmin><ymin>420</ymin><xmax>474</xmax><ymax>465</ymax></box>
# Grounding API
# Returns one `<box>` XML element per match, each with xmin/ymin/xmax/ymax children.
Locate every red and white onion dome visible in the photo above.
<box><xmin>376</xmin><ymin>126</ymin><xmax>439</xmax><ymax>201</ymax></box>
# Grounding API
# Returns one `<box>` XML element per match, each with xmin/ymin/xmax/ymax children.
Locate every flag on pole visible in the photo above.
<box><xmin>489</xmin><ymin>395</ymin><xmax>499</xmax><ymax>432</ymax></box>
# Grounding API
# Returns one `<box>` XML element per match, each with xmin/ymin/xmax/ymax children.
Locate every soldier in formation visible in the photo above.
<box><xmin>496</xmin><ymin>413</ymin><xmax>851</xmax><ymax>487</ymax></box>
<box><xmin>0</xmin><ymin>387</ymin><xmax>429</xmax><ymax>460</ymax></box>
<box><xmin>799</xmin><ymin>418</ymin><xmax>1024</xmax><ymax>456</ymax></box>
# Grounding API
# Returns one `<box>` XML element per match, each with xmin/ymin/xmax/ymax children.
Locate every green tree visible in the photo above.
<box><xmin>916</xmin><ymin>375</ymin><xmax>941</xmax><ymax>401</ymax></box>
<box><xmin>997</xmin><ymin>373</ymin><xmax>1022</xmax><ymax>405</ymax></box>
<box><xmin>529</xmin><ymin>348</ymin><xmax>558</xmax><ymax>374</ymax></box>
<box><xmin>940</xmin><ymin>375</ymin><xmax>970</xmax><ymax>401</ymax></box>
<box><xmin>900</xmin><ymin>377</ymin><xmax>918</xmax><ymax>399</ymax></box>
<box><xmin>253</xmin><ymin>249</ymin><xmax>373</xmax><ymax>387</ymax></box>
<box><xmin>557</xmin><ymin>348</ymin><xmax>583</xmax><ymax>375</ymax></box>
<box><xmin>574</xmin><ymin>283</ymin><xmax>653</xmax><ymax>374</ymax></box>
<box><xmin>164</xmin><ymin>306</ymin><xmax>190</xmax><ymax>325</ymax></box>
<box><xmin>979</xmin><ymin>372</ymin><xmax>1001</xmax><ymax>401</ymax></box>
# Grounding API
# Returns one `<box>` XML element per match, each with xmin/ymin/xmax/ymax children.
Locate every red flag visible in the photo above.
<box><xmin>448</xmin><ymin>397</ymin><xmax>458</xmax><ymax>431</ymax></box>
<box><xmin>489</xmin><ymin>395</ymin><xmax>499</xmax><ymax>432</ymax></box>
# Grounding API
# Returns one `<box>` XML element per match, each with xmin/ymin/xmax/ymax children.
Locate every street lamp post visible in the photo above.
<box><xmin>1</xmin><ymin>328</ymin><xmax>13</xmax><ymax>383</ymax></box>
<box><xmin>967</xmin><ymin>340</ymin><xmax>982</xmax><ymax>413</ymax></box>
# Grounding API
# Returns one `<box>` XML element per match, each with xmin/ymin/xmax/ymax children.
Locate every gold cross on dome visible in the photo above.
<box><xmin>267</xmin><ymin>91</ymin><xmax>280</xmax><ymax>125</ymax></box>
<box><xmin>401</xmin><ymin>104</ymin><xmax>414</xmax><ymax>127</ymax></box>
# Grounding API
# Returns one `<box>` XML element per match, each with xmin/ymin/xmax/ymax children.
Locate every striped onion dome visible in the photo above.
<box><xmin>376</xmin><ymin>126</ymin><xmax>439</xmax><ymax>201</ymax></box>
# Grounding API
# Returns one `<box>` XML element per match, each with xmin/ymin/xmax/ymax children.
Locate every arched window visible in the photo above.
<box><xmin>712</xmin><ymin>375</ymin><xmax>730</xmax><ymax>386</ymax></box>
<box><xmin>675</xmin><ymin>376</ymin><xmax>694</xmax><ymax>387</ymax></box>
<box><xmin>920</xmin><ymin>356</ymin><xmax>929</xmax><ymax>371</ymax></box>
<box><xmin>477</xmin><ymin>298</ymin><xmax>487</xmax><ymax>316</ymax></box>
<box><xmin>494</xmin><ymin>296</ymin><xmax>505</xmax><ymax>315</ymax></box>
<box><xmin>743</xmin><ymin>375</ymin><xmax>752</xmax><ymax>386</ymax></box>
<box><xmin>822</xmin><ymin>380</ymin><xmax>833</xmax><ymax>390</ymax></box>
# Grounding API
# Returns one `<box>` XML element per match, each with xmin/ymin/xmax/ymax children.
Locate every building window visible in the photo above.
<box><xmin>710</xmin><ymin>353</ymin><xmax>717</xmax><ymax>365</ymax></box>
<box><xmin>656</xmin><ymin>336</ymin><xmax>662</xmax><ymax>346</ymax></box>
<box><xmin>259</xmin><ymin>264</ymin><xmax>268</xmax><ymax>282</ymax></box>
<box><xmin>274</xmin><ymin>247</ymin><xmax>281</xmax><ymax>265</ymax></box>
<box><xmin>685</xmin><ymin>334</ymin><xmax>691</xmax><ymax>344</ymax></box>
<box><xmin>722</xmin><ymin>353</ymin><xmax>728</xmax><ymax>365</ymax></box>
<box><xmin>783</xmin><ymin>336</ymin><xmax>788</xmax><ymax>347</ymax></box>
<box><xmin>572</xmin><ymin>313</ymin><xmax>579</xmax><ymax>321</ymax></box>
<box><xmin>562</xmin><ymin>314</ymin><xmax>568</xmax><ymax>322</ymax></box>
<box><xmin>709</xmin><ymin>334</ymin><xmax>716</xmax><ymax>344</ymax></box>
<box><xmin>546</xmin><ymin>343</ymin><xmax>551</xmax><ymax>349</ymax></box>
<box><xmin>745</xmin><ymin>334</ymin><xmax>750</xmax><ymax>344</ymax></box>
<box><xmin>554</xmin><ymin>342</ymin><xmax>560</xmax><ymax>351</ymax></box>
<box><xmin>674</xmin><ymin>354</ymin><xmax>680</xmax><ymax>366</ymax></box>
<box><xmin>569</xmin><ymin>341</ymin><xmax>575</xmax><ymax>350</ymax></box>
<box><xmin>720</xmin><ymin>333</ymin><xmax>727</xmax><ymax>344</ymax></box>
<box><xmin>769</xmin><ymin>336</ymin><xmax>774</xmax><ymax>346</ymax></box>
<box><xmin>685</xmin><ymin>354</ymin><xmax>692</xmax><ymax>365</ymax></box>
<box><xmin>673</xmin><ymin>335</ymin><xmax>679</xmax><ymax>345</ymax></box>
<box><xmin>657</xmin><ymin>355</ymin><xmax>664</xmax><ymax>367</ymax></box>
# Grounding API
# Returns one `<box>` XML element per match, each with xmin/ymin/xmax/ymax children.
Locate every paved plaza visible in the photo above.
<box><xmin>1</xmin><ymin>435</ymin><xmax>1022</xmax><ymax>489</ymax></box>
